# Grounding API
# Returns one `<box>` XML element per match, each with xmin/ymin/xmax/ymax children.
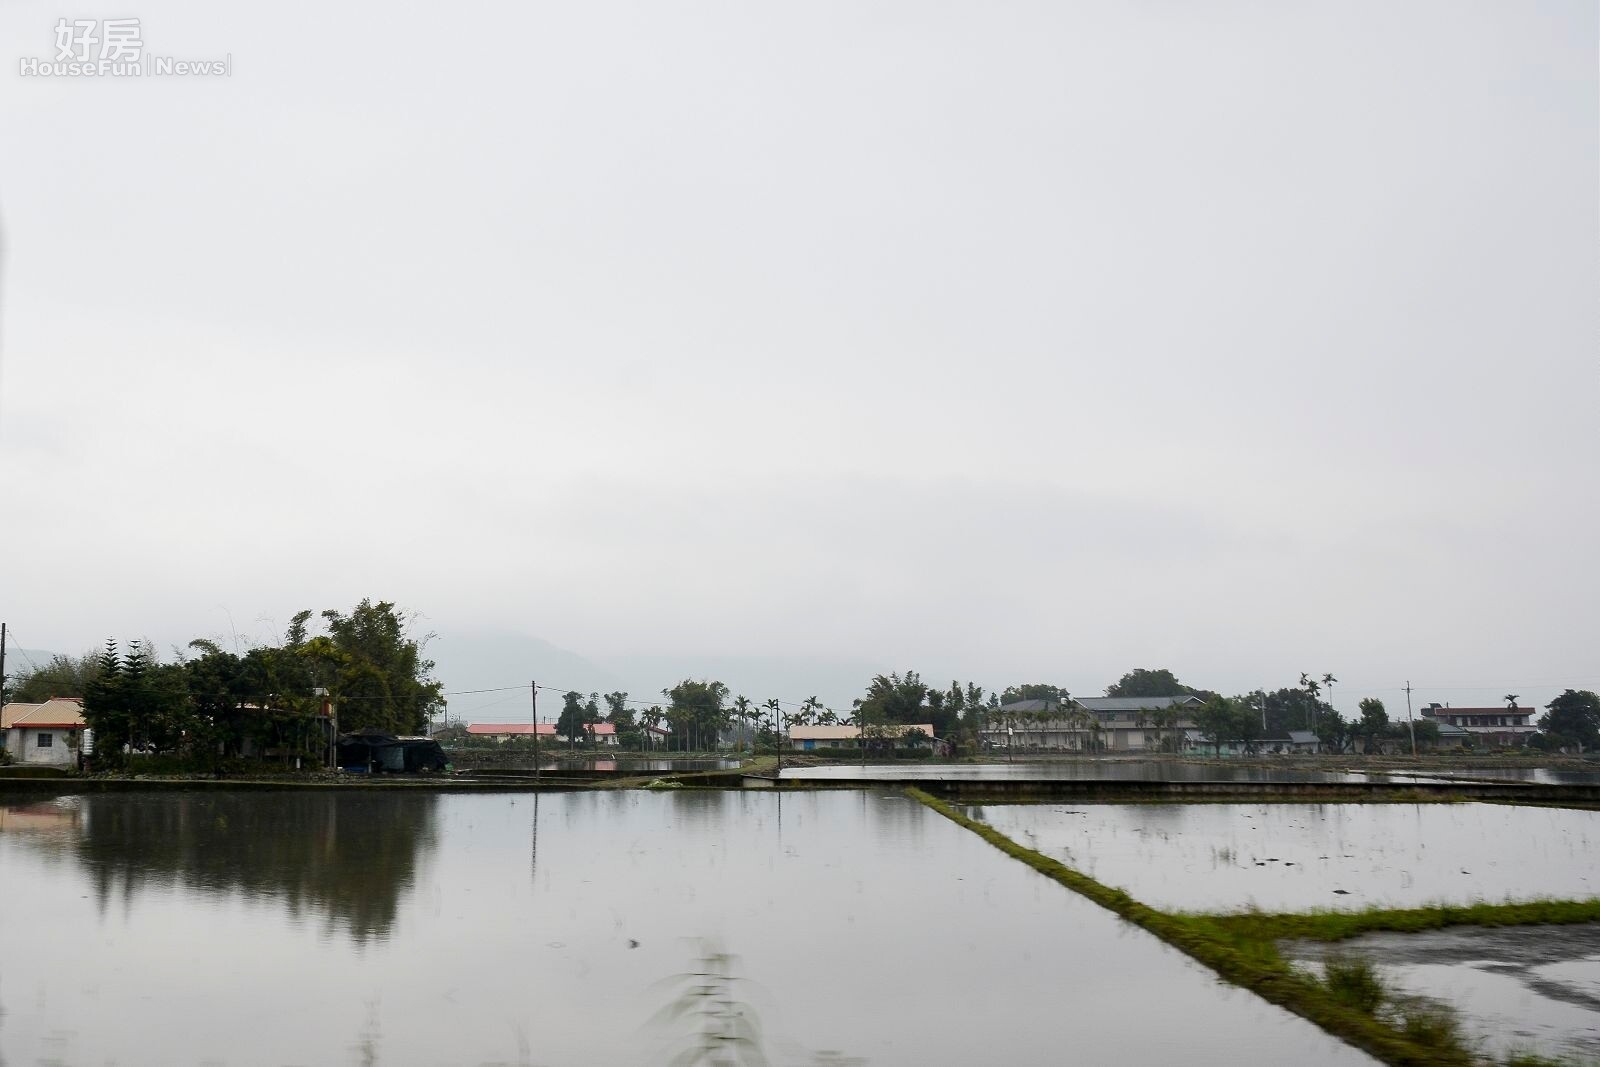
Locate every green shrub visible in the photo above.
<box><xmin>1394</xmin><ymin>998</ymin><xmax>1468</xmax><ymax>1055</ymax></box>
<box><xmin>1323</xmin><ymin>955</ymin><xmax>1385</xmax><ymax>1015</ymax></box>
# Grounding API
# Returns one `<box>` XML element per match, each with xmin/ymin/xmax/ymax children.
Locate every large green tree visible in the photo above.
<box><xmin>556</xmin><ymin>691</ymin><xmax>589</xmax><ymax>743</ymax></box>
<box><xmin>662</xmin><ymin>679</ymin><xmax>730</xmax><ymax>751</ymax></box>
<box><xmin>1315</xmin><ymin>711</ymin><xmax>1352</xmax><ymax>753</ymax></box>
<box><xmin>183</xmin><ymin>644</ymin><xmax>249</xmax><ymax>771</ymax></box>
<box><xmin>1541</xmin><ymin>690</ymin><xmax>1600</xmax><ymax>751</ymax></box>
<box><xmin>1000</xmin><ymin>683</ymin><xmax>1066</xmax><ymax>704</ymax></box>
<box><xmin>308</xmin><ymin>600</ymin><xmax>444</xmax><ymax>734</ymax></box>
<box><xmin>1356</xmin><ymin>698</ymin><xmax>1389</xmax><ymax>753</ymax></box>
<box><xmin>1193</xmin><ymin>695</ymin><xmax>1253</xmax><ymax>755</ymax></box>
<box><xmin>1106</xmin><ymin>669</ymin><xmax>1199</xmax><ymax>699</ymax></box>
<box><xmin>1239</xmin><ymin>687</ymin><xmax>1327</xmax><ymax>738</ymax></box>
<box><xmin>8</xmin><ymin>651</ymin><xmax>101</xmax><ymax>703</ymax></box>
<box><xmin>854</xmin><ymin>671</ymin><xmax>950</xmax><ymax>736</ymax></box>
<box><xmin>83</xmin><ymin>640</ymin><xmax>193</xmax><ymax>764</ymax></box>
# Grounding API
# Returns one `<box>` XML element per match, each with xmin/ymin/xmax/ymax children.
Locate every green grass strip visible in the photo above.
<box><xmin>1204</xmin><ymin>898</ymin><xmax>1600</xmax><ymax>944</ymax></box>
<box><xmin>907</xmin><ymin>786</ymin><xmax>1477</xmax><ymax>1067</ymax></box>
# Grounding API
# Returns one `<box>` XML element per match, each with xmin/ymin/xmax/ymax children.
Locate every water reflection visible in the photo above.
<box><xmin>0</xmin><ymin>795</ymin><xmax>83</xmax><ymax>835</ymax></box>
<box><xmin>2</xmin><ymin>791</ymin><xmax>439</xmax><ymax>943</ymax></box>
<box><xmin>1284</xmin><ymin>924</ymin><xmax>1600</xmax><ymax>1062</ymax></box>
<box><xmin>783</xmin><ymin>761</ymin><xmax>1380</xmax><ymax>783</ymax></box>
<box><xmin>967</xmin><ymin>801</ymin><xmax>1600</xmax><ymax>911</ymax></box>
<box><xmin>474</xmin><ymin>759</ymin><xmax>740</xmax><ymax>774</ymax></box>
<box><xmin>0</xmin><ymin>790</ymin><xmax>1380</xmax><ymax>1066</ymax></box>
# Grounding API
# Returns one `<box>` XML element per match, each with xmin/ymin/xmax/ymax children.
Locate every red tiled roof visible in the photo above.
<box><xmin>2</xmin><ymin>698</ymin><xmax>87</xmax><ymax>730</ymax></box>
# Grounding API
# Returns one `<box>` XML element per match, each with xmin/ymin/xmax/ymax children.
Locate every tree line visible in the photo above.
<box><xmin>14</xmin><ymin>631</ymin><xmax>1599</xmax><ymax>759</ymax></box>
<box><xmin>3</xmin><ymin>600</ymin><xmax>443</xmax><ymax>769</ymax></box>
<box><xmin>437</xmin><ymin>667</ymin><xmax>1600</xmax><ymax>757</ymax></box>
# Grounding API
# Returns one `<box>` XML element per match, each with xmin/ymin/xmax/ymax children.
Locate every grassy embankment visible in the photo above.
<box><xmin>907</xmin><ymin>786</ymin><xmax>1600</xmax><ymax>1067</ymax></box>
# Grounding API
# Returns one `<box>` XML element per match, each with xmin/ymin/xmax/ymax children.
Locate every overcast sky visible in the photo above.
<box><xmin>1</xmin><ymin>1</ymin><xmax>1595</xmax><ymax>719</ymax></box>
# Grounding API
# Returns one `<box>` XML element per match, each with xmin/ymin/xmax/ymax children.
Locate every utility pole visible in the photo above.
<box><xmin>531</xmin><ymin>681</ymin><xmax>540</xmax><ymax>781</ymax></box>
<box><xmin>772</xmin><ymin>702</ymin><xmax>782</xmax><ymax>781</ymax></box>
<box><xmin>1404</xmin><ymin>680</ymin><xmax>1417</xmax><ymax>758</ymax></box>
<box><xmin>0</xmin><ymin>622</ymin><xmax>8</xmax><ymax>706</ymax></box>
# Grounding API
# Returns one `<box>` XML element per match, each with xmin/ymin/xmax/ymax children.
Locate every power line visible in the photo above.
<box><xmin>0</xmin><ymin>630</ymin><xmax>41</xmax><ymax>675</ymax></box>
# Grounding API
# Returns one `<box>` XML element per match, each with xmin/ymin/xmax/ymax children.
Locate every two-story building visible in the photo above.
<box><xmin>1419</xmin><ymin>703</ymin><xmax>1535</xmax><ymax>747</ymax></box>
<box><xmin>984</xmin><ymin>695</ymin><xmax>1204</xmax><ymax>752</ymax></box>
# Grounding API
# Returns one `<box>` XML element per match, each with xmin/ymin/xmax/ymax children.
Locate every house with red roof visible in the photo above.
<box><xmin>1</xmin><ymin>696</ymin><xmax>88</xmax><ymax>767</ymax></box>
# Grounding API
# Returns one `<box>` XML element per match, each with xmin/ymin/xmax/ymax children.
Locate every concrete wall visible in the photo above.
<box><xmin>6</xmin><ymin>727</ymin><xmax>78</xmax><ymax>767</ymax></box>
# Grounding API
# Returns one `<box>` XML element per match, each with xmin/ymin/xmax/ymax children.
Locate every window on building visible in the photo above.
<box><xmin>37</xmin><ymin>732</ymin><xmax>54</xmax><ymax>748</ymax></box>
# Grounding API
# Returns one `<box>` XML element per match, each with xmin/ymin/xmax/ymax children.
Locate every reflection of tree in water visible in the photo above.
<box><xmin>73</xmin><ymin>792</ymin><xmax>438</xmax><ymax>943</ymax></box>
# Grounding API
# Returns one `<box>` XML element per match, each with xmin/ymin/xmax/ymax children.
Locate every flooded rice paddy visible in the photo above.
<box><xmin>478</xmin><ymin>758</ymin><xmax>740</xmax><ymax>773</ymax></box>
<box><xmin>1284</xmin><ymin>924</ymin><xmax>1600</xmax><ymax>1063</ymax></box>
<box><xmin>0</xmin><ymin>790</ymin><xmax>1379</xmax><ymax>1067</ymax></box>
<box><xmin>1384</xmin><ymin>767</ymin><xmax>1600</xmax><ymax>786</ymax></box>
<box><xmin>782</xmin><ymin>760</ymin><xmax>1386</xmax><ymax>783</ymax></box>
<box><xmin>964</xmin><ymin>801</ymin><xmax>1600</xmax><ymax>911</ymax></box>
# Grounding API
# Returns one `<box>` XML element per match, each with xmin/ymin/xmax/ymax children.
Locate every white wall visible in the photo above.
<box><xmin>9</xmin><ymin>728</ymin><xmax>78</xmax><ymax>767</ymax></box>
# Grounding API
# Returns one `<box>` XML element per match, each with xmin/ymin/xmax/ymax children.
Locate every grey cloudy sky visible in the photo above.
<box><xmin>1</xmin><ymin>1</ymin><xmax>1595</xmax><ymax>718</ymax></box>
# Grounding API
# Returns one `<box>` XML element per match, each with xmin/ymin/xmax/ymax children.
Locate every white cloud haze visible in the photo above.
<box><xmin>1</xmin><ymin>0</ymin><xmax>1595</xmax><ymax>717</ymax></box>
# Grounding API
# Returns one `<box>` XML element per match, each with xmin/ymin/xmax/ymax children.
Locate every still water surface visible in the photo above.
<box><xmin>787</xmin><ymin>761</ymin><xmax>1386</xmax><ymax>783</ymax></box>
<box><xmin>474</xmin><ymin>759</ymin><xmax>739</xmax><ymax>773</ymax></box>
<box><xmin>0</xmin><ymin>790</ymin><xmax>1378</xmax><ymax>1066</ymax></box>
<box><xmin>1285</xmin><ymin>924</ymin><xmax>1600</xmax><ymax>1063</ymax></box>
<box><xmin>966</xmin><ymin>802</ymin><xmax>1600</xmax><ymax>911</ymax></box>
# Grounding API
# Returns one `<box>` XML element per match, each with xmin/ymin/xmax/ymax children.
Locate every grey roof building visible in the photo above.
<box><xmin>1074</xmin><ymin>696</ymin><xmax>1204</xmax><ymax>714</ymax></box>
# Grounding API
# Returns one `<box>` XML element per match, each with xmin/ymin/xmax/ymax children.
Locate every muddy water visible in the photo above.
<box><xmin>1284</xmin><ymin>924</ymin><xmax>1600</xmax><ymax>1062</ymax></box>
<box><xmin>966</xmin><ymin>802</ymin><xmax>1600</xmax><ymax>911</ymax></box>
<box><xmin>0</xmin><ymin>791</ymin><xmax>1378</xmax><ymax>1066</ymax></box>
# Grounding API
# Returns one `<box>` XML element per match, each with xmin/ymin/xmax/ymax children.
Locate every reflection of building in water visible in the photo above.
<box><xmin>70</xmin><ymin>793</ymin><xmax>439</xmax><ymax>943</ymax></box>
<box><xmin>0</xmin><ymin>797</ymin><xmax>84</xmax><ymax>835</ymax></box>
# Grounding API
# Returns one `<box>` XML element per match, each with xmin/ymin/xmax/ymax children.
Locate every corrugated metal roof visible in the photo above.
<box><xmin>1076</xmin><ymin>696</ymin><xmax>1203</xmax><ymax>712</ymax></box>
<box><xmin>1</xmin><ymin>697</ymin><xmax>86</xmax><ymax>729</ymax></box>
<box><xmin>998</xmin><ymin>698</ymin><xmax>1067</xmax><ymax>712</ymax></box>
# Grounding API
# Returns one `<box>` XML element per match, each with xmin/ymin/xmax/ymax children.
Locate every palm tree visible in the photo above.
<box><xmin>641</xmin><ymin>706</ymin><xmax>665</xmax><ymax>748</ymax></box>
<box><xmin>1322</xmin><ymin>673</ymin><xmax>1339</xmax><ymax>720</ymax></box>
<box><xmin>762</xmin><ymin>697</ymin><xmax>781</xmax><ymax>747</ymax></box>
<box><xmin>1300</xmin><ymin>673</ymin><xmax>1321</xmax><ymax>730</ymax></box>
<box><xmin>1504</xmin><ymin>693</ymin><xmax>1520</xmax><ymax>711</ymax></box>
<box><xmin>730</xmin><ymin>695</ymin><xmax>752</xmax><ymax>749</ymax></box>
